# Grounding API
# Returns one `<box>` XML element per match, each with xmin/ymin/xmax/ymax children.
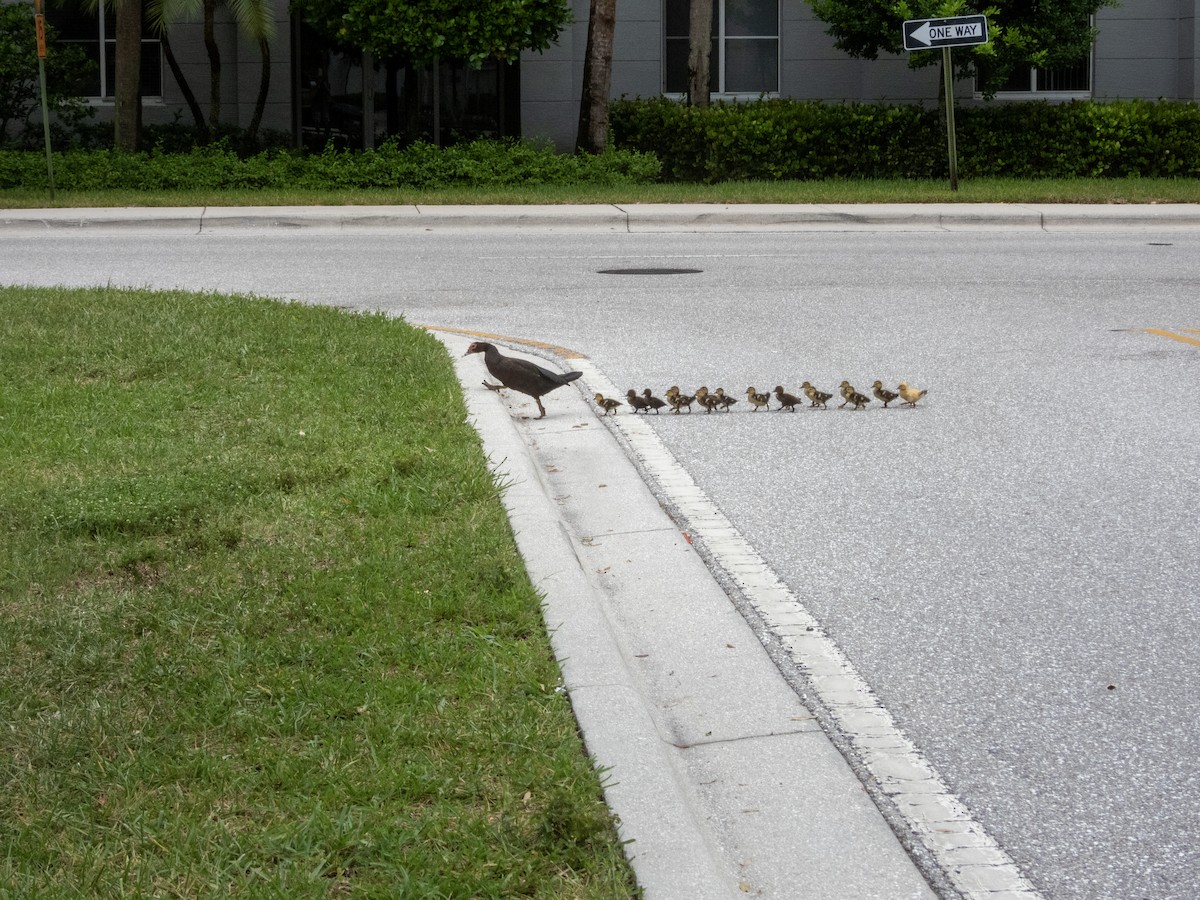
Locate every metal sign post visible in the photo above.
<box><xmin>903</xmin><ymin>14</ymin><xmax>989</xmax><ymax>192</ymax></box>
<box><xmin>942</xmin><ymin>46</ymin><xmax>958</xmax><ymax>191</ymax></box>
<box><xmin>34</xmin><ymin>0</ymin><xmax>55</xmax><ymax>198</ymax></box>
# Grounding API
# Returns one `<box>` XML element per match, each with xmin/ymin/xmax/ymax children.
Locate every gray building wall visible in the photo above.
<box><xmin>519</xmin><ymin>0</ymin><xmax>589</xmax><ymax>151</ymax></box>
<box><xmin>1093</xmin><ymin>0</ymin><xmax>1195</xmax><ymax>100</ymax></box>
<box><xmin>521</xmin><ymin>0</ymin><xmax>1200</xmax><ymax>149</ymax></box>
<box><xmin>781</xmin><ymin>1</ymin><xmax>943</xmax><ymax>105</ymax></box>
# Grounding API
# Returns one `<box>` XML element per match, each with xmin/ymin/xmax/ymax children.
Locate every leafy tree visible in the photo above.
<box><xmin>806</xmin><ymin>0</ymin><xmax>1114</xmax><ymax>97</ymax></box>
<box><xmin>0</xmin><ymin>1</ymin><xmax>93</xmax><ymax>147</ymax></box>
<box><xmin>291</xmin><ymin>0</ymin><xmax>570</xmax><ymax>69</ymax></box>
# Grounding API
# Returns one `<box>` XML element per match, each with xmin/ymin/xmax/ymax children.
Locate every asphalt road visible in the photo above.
<box><xmin>4</xmin><ymin>225</ymin><xmax>1199</xmax><ymax>899</ymax></box>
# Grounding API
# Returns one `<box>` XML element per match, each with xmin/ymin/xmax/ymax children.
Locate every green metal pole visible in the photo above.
<box><xmin>943</xmin><ymin>46</ymin><xmax>958</xmax><ymax>192</ymax></box>
<box><xmin>38</xmin><ymin>58</ymin><xmax>56</xmax><ymax>199</ymax></box>
<box><xmin>35</xmin><ymin>2</ymin><xmax>55</xmax><ymax>198</ymax></box>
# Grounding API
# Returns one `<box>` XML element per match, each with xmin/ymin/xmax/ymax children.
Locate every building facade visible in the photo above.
<box><xmin>37</xmin><ymin>0</ymin><xmax>1200</xmax><ymax>150</ymax></box>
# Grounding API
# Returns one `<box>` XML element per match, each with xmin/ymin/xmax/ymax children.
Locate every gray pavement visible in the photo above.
<box><xmin>5</xmin><ymin>202</ymin><xmax>1198</xmax><ymax>898</ymax></box>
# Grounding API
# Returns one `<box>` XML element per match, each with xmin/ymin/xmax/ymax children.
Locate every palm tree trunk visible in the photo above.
<box><xmin>576</xmin><ymin>0</ymin><xmax>615</xmax><ymax>153</ymax></box>
<box><xmin>687</xmin><ymin>0</ymin><xmax>713</xmax><ymax>107</ymax></box>
<box><xmin>161</xmin><ymin>29</ymin><xmax>210</xmax><ymax>141</ymax></box>
<box><xmin>113</xmin><ymin>0</ymin><xmax>143</xmax><ymax>150</ymax></box>
<box><xmin>203</xmin><ymin>0</ymin><xmax>220</xmax><ymax>130</ymax></box>
<box><xmin>246</xmin><ymin>36</ymin><xmax>270</xmax><ymax>143</ymax></box>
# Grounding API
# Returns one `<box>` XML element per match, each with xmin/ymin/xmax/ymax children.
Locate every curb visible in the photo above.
<box><xmin>438</xmin><ymin>330</ymin><xmax>938</xmax><ymax>899</ymax></box>
<box><xmin>4</xmin><ymin>203</ymin><xmax>1200</xmax><ymax>233</ymax></box>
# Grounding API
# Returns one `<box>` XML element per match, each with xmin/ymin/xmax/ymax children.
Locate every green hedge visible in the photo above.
<box><xmin>0</xmin><ymin>138</ymin><xmax>662</xmax><ymax>191</ymax></box>
<box><xmin>610</xmin><ymin>97</ymin><xmax>1200</xmax><ymax>182</ymax></box>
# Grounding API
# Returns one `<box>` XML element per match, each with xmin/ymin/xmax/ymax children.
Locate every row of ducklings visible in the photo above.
<box><xmin>594</xmin><ymin>381</ymin><xmax>928</xmax><ymax>415</ymax></box>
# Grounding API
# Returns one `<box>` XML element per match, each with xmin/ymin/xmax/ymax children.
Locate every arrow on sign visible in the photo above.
<box><xmin>908</xmin><ymin>21</ymin><xmax>933</xmax><ymax>47</ymax></box>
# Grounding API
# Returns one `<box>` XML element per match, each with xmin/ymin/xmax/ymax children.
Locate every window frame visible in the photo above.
<box><xmin>51</xmin><ymin>2</ymin><xmax>163</xmax><ymax>103</ymax></box>
<box><xmin>663</xmin><ymin>0</ymin><xmax>781</xmax><ymax>100</ymax></box>
<box><xmin>974</xmin><ymin>18</ymin><xmax>1094</xmax><ymax>101</ymax></box>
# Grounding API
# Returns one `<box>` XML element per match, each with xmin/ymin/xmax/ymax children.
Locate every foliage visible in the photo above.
<box><xmin>609</xmin><ymin>96</ymin><xmax>1200</xmax><ymax>182</ymax></box>
<box><xmin>0</xmin><ymin>1</ymin><xmax>94</xmax><ymax>148</ymax></box>
<box><xmin>612</xmin><ymin>97</ymin><xmax>944</xmax><ymax>181</ymax></box>
<box><xmin>290</xmin><ymin>0</ymin><xmax>571</xmax><ymax>68</ymax></box>
<box><xmin>57</xmin><ymin>117</ymin><xmax>295</xmax><ymax>154</ymax></box>
<box><xmin>805</xmin><ymin>0</ymin><xmax>1115</xmax><ymax>97</ymax></box>
<box><xmin>0</xmin><ymin>137</ymin><xmax>661</xmax><ymax>190</ymax></box>
<box><xmin>958</xmin><ymin>99</ymin><xmax>1200</xmax><ymax>178</ymax></box>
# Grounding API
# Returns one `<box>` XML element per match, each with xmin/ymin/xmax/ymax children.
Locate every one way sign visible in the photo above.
<box><xmin>903</xmin><ymin>14</ymin><xmax>989</xmax><ymax>51</ymax></box>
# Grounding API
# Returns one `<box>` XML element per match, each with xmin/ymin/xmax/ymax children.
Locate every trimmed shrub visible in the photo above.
<box><xmin>0</xmin><ymin>138</ymin><xmax>662</xmax><ymax>191</ymax></box>
<box><xmin>611</xmin><ymin>97</ymin><xmax>1200</xmax><ymax>182</ymax></box>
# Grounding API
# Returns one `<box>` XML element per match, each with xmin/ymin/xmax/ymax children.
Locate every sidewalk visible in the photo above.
<box><xmin>4</xmin><ymin>202</ymin><xmax>1200</xmax><ymax>233</ymax></box>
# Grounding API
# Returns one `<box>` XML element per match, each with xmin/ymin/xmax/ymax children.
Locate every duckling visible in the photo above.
<box><xmin>626</xmin><ymin>389</ymin><xmax>650</xmax><ymax>413</ymax></box>
<box><xmin>839</xmin><ymin>380</ymin><xmax>871</xmax><ymax>410</ymax></box>
<box><xmin>898</xmin><ymin>382</ymin><xmax>928</xmax><ymax>407</ymax></box>
<box><xmin>745</xmin><ymin>386</ymin><xmax>771</xmax><ymax>412</ymax></box>
<box><xmin>669</xmin><ymin>391</ymin><xmax>696</xmax><ymax>414</ymax></box>
<box><xmin>800</xmin><ymin>381</ymin><xmax>832</xmax><ymax>409</ymax></box>
<box><xmin>714</xmin><ymin>388</ymin><xmax>738</xmax><ymax>411</ymax></box>
<box><xmin>665</xmin><ymin>385</ymin><xmax>681</xmax><ymax>400</ymax></box>
<box><xmin>594</xmin><ymin>393</ymin><xmax>622</xmax><ymax>416</ymax></box>
<box><xmin>773</xmin><ymin>385</ymin><xmax>803</xmax><ymax>412</ymax></box>
<box><xmin>871</xmin><ymin>380</ymin><xmax>900</xmax><ymax>408</ymax></box>
<box><xmin>642</xmin><ymin>389</ymin><xmax>667</xmax><ymax>414</ymax></box>
<box><xmin>698</xmin><ymin>392</ymin><xmax>721</xmax><ymax>413</ymax></box>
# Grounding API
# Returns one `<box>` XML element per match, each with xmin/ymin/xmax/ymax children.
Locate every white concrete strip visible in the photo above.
<box><xmin>438</xmin><ymin>331</ymin><xmax>937</xmax><ymax>899</ymax></box>
<box><xmin>199</xmin><ymin>205</ymin><xmax>417</xmax><ymax>230</ymax></box>
<box><xmin>0</xmin><ymin>207</ymin><xmax>207</xmax><ymax>232</ymax></box>
<box><xmin>411</xmin><ymin>204</ymin><xmax>631</xmax><ymax>231</ymax></box>
<box><xmin>4</xmin><ymin>203</ymin><xmax>1200</xmax><ymax>234</ymax></box>
<box><xmin>1035</xmin><ymin>203</ymin><xmax>1200</xmax><ymax>231</ymax></box>
<box><xmin>580</xmin><ymin>365</ymin><xmax>1045</xmax><ymax>900</ymax></box>
<box><xmin>442</xmin><ymin>336</ymin><xmax>738</xmax><ymax>899</ymax></box>
<box><xmin>618</xmin><ymin>202</ymin><xmax>1049</xmax><ymax>232</ymax></box>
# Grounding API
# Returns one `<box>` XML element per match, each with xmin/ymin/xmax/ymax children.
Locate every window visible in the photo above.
<box><xmin>990</xmin><ymin>56</ymin><xmax>1091</xmax><ymax>97</ymax></box>
<box><xmin>50</xmin><ymin>2</ymin><xmax>162</xmax><ymax>100</ymax></box>
<box><xmin>664</xmin><ymin>0</ymin><xmax>779</xmax><ymax>96</ymax></box>
<box><xmin>978</xmin><ymin>15</ymin><xmax>1094</xmax><ymax>99</ymax></box>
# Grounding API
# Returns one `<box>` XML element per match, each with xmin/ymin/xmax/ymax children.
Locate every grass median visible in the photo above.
<box><xmin>0</xmin><ymin>286</ymin><xmax>638</xmax><ymax>898</ymax></box>
<box><xmin>3</xmin><ymin>176</ymin><xmax>1200</xmax><ymax>208</ymax></box>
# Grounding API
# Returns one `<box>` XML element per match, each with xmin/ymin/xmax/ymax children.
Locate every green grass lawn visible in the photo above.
<box><xmin>2</xmin><ymin>176</ymin><xmax>1200</xmax><ymax>208</ymax></box>
<box><xmin>0</xmin><ymin>286</ymin><xmax>638</xmax><ymax>898</ymax></box>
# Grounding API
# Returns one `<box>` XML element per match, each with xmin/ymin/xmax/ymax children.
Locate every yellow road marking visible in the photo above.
<box><xmin>421</xmin><ymin>326</ymin><xmax>588</xmax><ymax>360</ymax></box>
<box><xmin>1143</xmin><ymin>328</ymin><xmax>1200</xmax><ymax>348</ymax></box>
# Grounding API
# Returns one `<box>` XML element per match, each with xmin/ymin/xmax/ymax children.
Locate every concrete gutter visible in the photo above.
<box><xmin>443</xmin><ymin>330</ymin><xmax>941</xmax><ymax>899</ymax></box>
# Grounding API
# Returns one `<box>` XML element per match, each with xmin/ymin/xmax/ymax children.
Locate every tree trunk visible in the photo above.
<box><xmin>361</xmin><ymin>49</ymin><xmax>374</xmax><ymax>149</ymax></box>
<box><xmin>161</xmin><ymin>30</ymin><xmax>210</xmax><ymax>142</ymax></box>
<box><xmin>246</xmin><ymin>36</ymin><xmax>271</xmax><ymax>144</ymax></box>
<box><xmin>113</xmin><ymin>0</ymin><xmax>143</xmax><ymax>151</ymax></box>
<box><xmin>686</xmin><ymin>0</ymin><xmax>713</xmax><ymax>107</ymax></box>
<box><xmin>203</xmin><ymin>0</ymin><xmax>220</xmax><ymax>130</ymax></box>
<box><xmin>575</xmin><ymin>0</ymin><xmax>616</xmax><ymax>154</ymax></box>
